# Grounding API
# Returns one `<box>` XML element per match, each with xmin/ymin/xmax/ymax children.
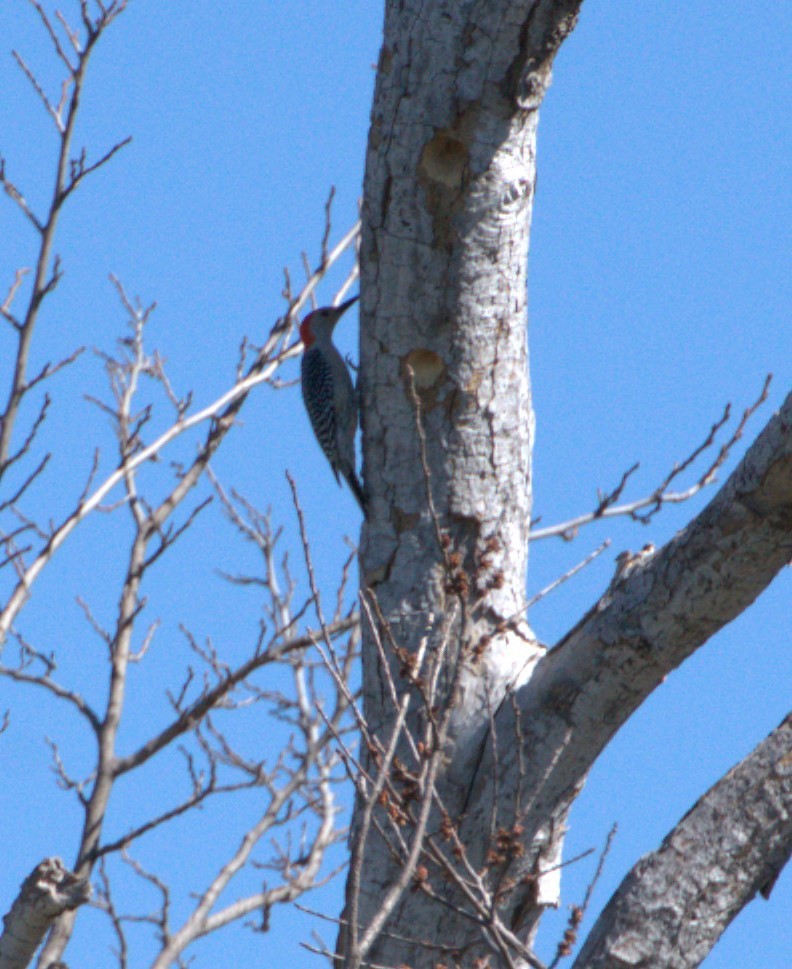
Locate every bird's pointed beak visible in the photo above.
<box><xmin>337</xmin><ymin>295</ymin><xmax>359</xmax><ymax>316</ymax></box>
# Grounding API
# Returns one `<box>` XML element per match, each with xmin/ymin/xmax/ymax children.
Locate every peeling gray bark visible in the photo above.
<box><xmin>346</xmin><ymin>0</ymin><xmax>792</xmax><ymax>965</ymax></box>
<box><xmin>573</xmin><ymin>713</ymin><xmax>792</xmax><ymax>969</ymax></box>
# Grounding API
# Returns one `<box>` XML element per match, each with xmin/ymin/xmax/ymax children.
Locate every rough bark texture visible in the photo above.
<box><xmin>352</xmin><ymin>2</ymin><xmax>583</xmax><ymax>965</ymax></box>
<box><xmin>347</xmin><ymin>0</ymin><xmax>791</xmax><ymax>966</ymax></box>
<box><xmin>573</xmin><ymin>713</ymin><xmax>792</xmax><ymax>969</ymax></box>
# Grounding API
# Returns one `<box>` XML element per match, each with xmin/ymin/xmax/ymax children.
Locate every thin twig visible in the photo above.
<box><xmin>525</xmin><ymin>541</ymin><xmax>611</xmax><ymax>610</ymax></box>
<box><xmin>548</xmin><ymin>824</ymin><xmax>617</xmax><ymax>968</ymax></box>
<box><xmin>530</xmin><ymin>377</ymin><xmax>772</xmax><ymax>540</ymax></box>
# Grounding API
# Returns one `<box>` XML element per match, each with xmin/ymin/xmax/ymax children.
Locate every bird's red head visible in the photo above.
<box><xmin>299</xmin><ymin>313</ymin><xmax>317</xmax><ymax>348</ymax></box>
<box><xmin>299</xmin><ymin>296</ymin><xmax>359</xmax><ymax>350</ymax></box>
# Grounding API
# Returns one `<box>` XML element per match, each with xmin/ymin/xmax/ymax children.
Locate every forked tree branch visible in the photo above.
<box><xmin>0</xmin><ymin>217</ymin><xmax>359</xmax><ymax>647</ymax></box>
<box><xmin>463</xmin><ymin>390</ymin><xmax>792</xmax><ymax>936</ymax></box>
<box><xmin>0</xmin><ymin>1</ymin><xmax>130</xmax><ymax>482</ymax></box>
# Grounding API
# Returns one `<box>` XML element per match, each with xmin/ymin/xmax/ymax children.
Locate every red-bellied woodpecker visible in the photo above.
<box><xmin>299</xmin><ymin>296</ymin><xmax>365</xmax><ymax>511</ymax></box>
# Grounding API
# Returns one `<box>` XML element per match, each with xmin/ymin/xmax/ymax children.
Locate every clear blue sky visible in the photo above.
<box><xmin>0</xmin><ymin>2</ymin><xmax>789</xmax><ymax>967</ymax></box>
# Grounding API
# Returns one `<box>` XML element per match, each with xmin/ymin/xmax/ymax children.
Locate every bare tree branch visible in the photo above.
<box><xmin>530</xmin><ymin>377</ymin><xmax>772</xmax><ymax>541</ymax></box>
<box><xmin>1</xmin><ymin>268</ymin><xmax>30</xmax><ymax>329</ymax></box>
<box><xmin>0</xmin><ymin>218</ymin><xmax>359</xmax><ymax>646</ymax></box>
<box><xmin>0</xmin><ymin>0</ymin><xmax>129</xmax><ymax>494</ymax></box>
<box><xmin>573</xmin><ymin>714</ymin><xmax>792</xmax><ymax>969</ymax></box>
<box><xmin>463</xmin><ymin>390</ymin><xmax>792</xmax><ymax>936</ymax></box>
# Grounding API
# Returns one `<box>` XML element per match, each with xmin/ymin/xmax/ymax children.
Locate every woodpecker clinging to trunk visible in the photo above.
<box><xmin>299</xmin><ymin>296</ymin><xmax>365</xmax><ymax>512</ymax></box>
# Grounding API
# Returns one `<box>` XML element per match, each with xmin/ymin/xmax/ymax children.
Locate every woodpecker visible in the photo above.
<box><xmin>299</xmin><ymin>296</ymin><xmax>365</xmax><ymax>511</ymax></box>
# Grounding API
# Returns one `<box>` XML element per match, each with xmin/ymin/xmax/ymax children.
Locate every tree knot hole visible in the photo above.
<box><xmin>404</xmin><ymin>349</ymin><xmax>445</xmax><ymax>394</ymax></box>
<box><xmin>419</xmin><ymin>132</ymin><xmax>468</xmax><ymax>189</ymax></box>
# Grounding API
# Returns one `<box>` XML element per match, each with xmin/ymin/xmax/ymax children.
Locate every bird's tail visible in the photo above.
<box><xmin>343</xmin><ymin>468</ymin><xmax>366</xmax><ymax>514</ymax></box>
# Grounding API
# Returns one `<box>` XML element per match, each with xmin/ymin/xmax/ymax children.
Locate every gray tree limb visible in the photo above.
<box><xmin>573</xmin><ymin>712</ymin><xmax>792</xmax><ymax>969</ymax></box>
<box><xmin>464</xmin><ymin>391</ymin><xmax>792</xmax><ymax>939</ymax></box>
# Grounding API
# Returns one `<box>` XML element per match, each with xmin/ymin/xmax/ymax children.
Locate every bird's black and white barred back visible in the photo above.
<box><xmin>299</xmin><ymin>298</ymin><xmax>366</xmax><ymax>512</ymax></box>
<box><xmin>301</xmin><ymin>347</ymin><xmax>342</xmax><ymax>479</ymax></box>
